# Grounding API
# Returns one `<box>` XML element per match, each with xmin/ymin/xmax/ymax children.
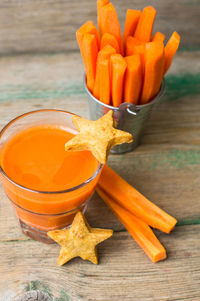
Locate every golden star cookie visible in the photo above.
<box><xmin>65</xmin><ymin>110</ymin><xmax>133</xmax><ymax>164</ymax></box>
<box><xmin>48</xmin><ymin>211</ymin><xmax>113</xmax><ymax>265</ymax></box>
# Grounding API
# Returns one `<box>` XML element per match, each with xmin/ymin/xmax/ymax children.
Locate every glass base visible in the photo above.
<box><xmin>20</xmin><ymin>220</ymin><xmax>56</xmax><ymax>243</ymax></box>
<box><xmin>19</xmin><ymin>204</ymin><xmax>88</xmax><ymax>244</ymax></box>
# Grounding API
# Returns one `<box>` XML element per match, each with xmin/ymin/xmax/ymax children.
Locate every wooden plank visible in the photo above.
<box><xmin>0</xmin><ymin>50</ymin><xmax>199</xmax><ymax>300</ymax></box>
<box><xmin>0</xmin><ymin>51</ymin><xmax>198</xmax><ymax>112</ymax></box>
<box><xmin>0</xmin><ymin>51</ymin><xmax>199</xmax><ymax>241</ymax></box>
<box><xmin>0</xmin><ymin>225</ymin><xmax>200</xmax><ymax>300</ymax></box>
<box><xmin>0</xmin><ymin>0</ymin><xmax>198</xmax><ymax>55</ymax></box>
<box><xmin>1</xmin><ymin>126</ymin><xmax>200</xmax><ymax>236</ymax></box>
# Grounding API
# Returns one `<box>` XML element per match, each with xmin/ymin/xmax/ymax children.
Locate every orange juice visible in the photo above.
<box><xmin>1</xmin><ymin>125</ymin><xmax>98</xmax><ymax>192</ymax></box>
<box><xmin>0</xmin><ymin>110</ymin><xmax>102</xmax><ymax>241</ymax></box>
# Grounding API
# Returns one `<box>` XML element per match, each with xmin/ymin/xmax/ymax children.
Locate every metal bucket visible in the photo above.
<box><xmin>84</xmin><ymin>77</ymin><xmax>166</xmax><ymax>154</ymax></box>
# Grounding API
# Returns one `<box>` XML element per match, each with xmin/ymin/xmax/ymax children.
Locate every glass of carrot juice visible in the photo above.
<box><xmin>0</xmin><ymin>109</ymin><xmax>102</xmax><ymax>243</ymax></box>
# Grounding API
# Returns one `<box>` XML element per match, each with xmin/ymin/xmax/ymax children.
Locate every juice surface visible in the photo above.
<box><xmin>1</xmin><ymin>125</ymin><xmax>99</xmax><ymax>192</ymax></box>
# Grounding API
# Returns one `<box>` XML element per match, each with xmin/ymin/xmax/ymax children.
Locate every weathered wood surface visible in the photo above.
<box><xmin>14</xmin><ymin>291</ymin><xmax>51</xmax><ymax>301</ymax></box>
<box><xmin>0</xmin><ymin>0</ymin><xmax>199</xmax><ymax>55</ymax></box>
<box><xmin>1</xmin><ymin>225</ymin><xmax>200</xmax><ymax>301</ymax></box>
<box><xmin>0</xmin><ymin>50</ymin><xmax>199</xmax><ymax>300</ymax></box>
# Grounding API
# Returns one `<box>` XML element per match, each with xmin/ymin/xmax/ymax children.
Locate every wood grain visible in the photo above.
<box><xmin>1</xmin><ymin>225</ymin><xmax>200</xmax><ymax>301</ymax></box>
<box><xmin>0</xmin><ymin>0</ymin><xmax>198</xmax><ymax>55</ymax></box>
<box><xmin>0</xmin><ymin>50</ymin><xmax>199</xmax><ymax>300</ymax></box>
<box><xmin>0</xmin><ymin>52</ymin><xmax>199</xmax><ymax>242</ymax></box>
<box><xmin>14</xmin><ymin>291</ymin><xmax>51</xmax><ymax>301</ymax></box>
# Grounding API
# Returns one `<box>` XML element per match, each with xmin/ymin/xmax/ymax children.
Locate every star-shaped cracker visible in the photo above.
<box><xmin>47</xmin><ymin>212</ymin><xmax>113</xmax><ymax>265</ymax></box>
<box><xmin>65</xmin><ymin>110</ymin><xmax>133</xmax><ymax>164</ymax></box>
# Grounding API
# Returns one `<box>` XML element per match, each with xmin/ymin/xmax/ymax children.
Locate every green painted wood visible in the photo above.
<box><xmin>0</xmin><ymin>73</ymin><xmax>199</xmax><ymax>103</ymax></box>
<box><xmin>0</xmin><ymin>51</ymin><xmax>199</xmax><ymax>104</ymax></box>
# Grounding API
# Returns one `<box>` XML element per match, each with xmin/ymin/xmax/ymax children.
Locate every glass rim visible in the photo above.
<box><xmin>0</xmin><ymin>109</ymin><xmax>103</xmax><ymax>195</ymax></box>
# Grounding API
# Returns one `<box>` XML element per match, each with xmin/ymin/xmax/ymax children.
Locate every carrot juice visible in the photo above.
<box><xmin>0</xmin><ymin>110</ymin><xmax>102</xmax><ymax>242</ymax></box>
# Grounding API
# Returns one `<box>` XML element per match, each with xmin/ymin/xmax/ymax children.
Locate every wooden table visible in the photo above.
<box><xmin>0</xmin><ymin>1</ymin><xmax>200</xmax><ymax>300</ymax></box>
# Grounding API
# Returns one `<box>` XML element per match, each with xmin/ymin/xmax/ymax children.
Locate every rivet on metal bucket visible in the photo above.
<box><xmin>84</xmin><ymin>75</ymin><xmax>166</xmax><ymax>154</ymax></box>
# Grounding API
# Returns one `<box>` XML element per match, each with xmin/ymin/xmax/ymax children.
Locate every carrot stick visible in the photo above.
<box><xmin>110</xmin><ymin>54</ymin><xmax>127</xmax><ymax>107</ymax></box>
<box><xmin>76</xmin><ymin>21</ymin><xmax>100</xmax><ymax>49</ymax></box>
<box><xmin>98</xmin><ymin>165</ymin><xmax>177</xmax><ymax>233</ymax></box>
<box><xmin>93</xmin><ymin>45</ymin><xmax>116</xmax><ymax>99</ymax></box>
<box><xmin>134</xmin><ymin>6</ymin><xmax>157</xmax><ymax>42</ymax></box>
<box><xmin>123</xmin><ymin>9</ymin><xmax>141</xmax><ymax>45</ymax></box>
<box><xmin>125</xmin><ymin>36</ymin><xmax>143</xmax><ymax>56</ymax></box>
<box><xmin>100</xmin><ymin>33</ymin><xmax>120</xmax><ymax>53</ymax></box>
<box><xmin>97</xmin><ymin>187</ymin><xmax>167</xmax><ymax>263</ymax></box>
<box><xmin>81</xmin><ymin>34</ymin><xmax>98</xmax><ymax>92</ymax></box>
<box><xmin>99</xmin><ymin>59</ymin><xmax>110</xmax><ymax>105</ymax></box>
<box><xmin>133</xmin><ymin>44</ymin><xmax>145</xmax><ymax>70</ymax></box>
<box><xmin>97</xmin><ymin>0</ymin><xmax>109</xmax><ymax>35</ymax></box>
<box><xmin>124</xmin><ymin>55</ymin><xmax>142</xmax><ymax>105</ymax></box>
<box><xmin>164</xmin><ymin>31</ymin><xmax>180</xmax><ymax>74</ymax></box>
<box><xmin>141</xmin><ymin>42</ymin><xmax>165</xmax><ymax>104</ymax></box>
<box><xmin>152</xmin><ymin>32</ymin><xmax>165</xmax><ymax>43</ymax></box>
<box><xmin>100</xmin><ymin>3</ymin><xmax>123</xmax><ymax>54</ymax></box>
<box><xmin>126</xmin><ymin>37</ymin><xmax>135</xmax><ymax>56</ymax></box>
<box><xmin>125</xmin><ymin>37</ymin><xmax>145</xmax><ymax>76</ymax></box>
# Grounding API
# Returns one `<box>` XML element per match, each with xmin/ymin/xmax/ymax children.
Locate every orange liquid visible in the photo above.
<box><xmin>0</xmin><ymin>125</ymin><xmax>100</xmax><ymax>231</ymax></box>
<box><xmin>1</xmin><ymin>125</ymin><xmax>98</xmax><ymax>191</ymax></box>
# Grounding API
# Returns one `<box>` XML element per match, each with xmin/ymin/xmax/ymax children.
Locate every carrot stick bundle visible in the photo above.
<box><xmin>152</xmin><ymin>32</ymin><xmax>165</xmax><ymax>43</ymax></box>
<box><xmin>100</xmin><ymin>33</ymin><xmax>120</xmax><ymax>53</ymax></box>
<box><xmin>123</xmin><ymin>9</ymin><xmax>141</xmax><ymax>45</ymax></box>
<box><xmin>141</xmin><ymin>42</ymin><xmax>165</xmax><ymax>104</ymax></box>
<box><xmin>164</xmin><ymin>31</ymin><xmax>180</xmax><ymax>74</ymax></box>
<box><xmin>134</xmin><ymin>6</ymin><xmax>157</xmax><ymax>42</ymax></box>
<box><xmin>81</xmin><ymin>34</ymin><xmax>98</xmax><ymax>92</ymax></box>
<box><xmin>77</xmin><ymin>3</ymin><xmax>180</xmax><ymax>106</ymax></box>
<box><xmin>97</xmin><ymin>187</ymin><xmax>167</xmax><ymax>263</ymax></box>
<box><xmin>93</xmin><ymin>45</ymin><xmax>116</xmax><ymax>99</ymax></box>
<box><xmin>124</xmin><ymin>55</ymin><xmax>142</xmax><ymax>104</ymax></box>
<box><xmin>110</xmin><ymin>54</ymin><xmax>127</xmax><ymax>107</ymax></box>
<box><xmin>100</xmin><ymin>3</ymin><xmax>124</xmax><ymax>54</ymax></box>
<box><xmin>76</xmin><ymin>21</ymin><xmax>100</xmax><ymax>49</ymax></box>
<box><xmin>98</xmin><ymin>165</ymin><xmax>177</xmax><ymax>233</ymax></box>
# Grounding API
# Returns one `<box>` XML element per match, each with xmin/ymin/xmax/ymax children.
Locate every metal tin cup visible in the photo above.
<box><xmin>84</xmin><ymin>76</ymin><xmax>166</xmax><ymax>153</ymax></box>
